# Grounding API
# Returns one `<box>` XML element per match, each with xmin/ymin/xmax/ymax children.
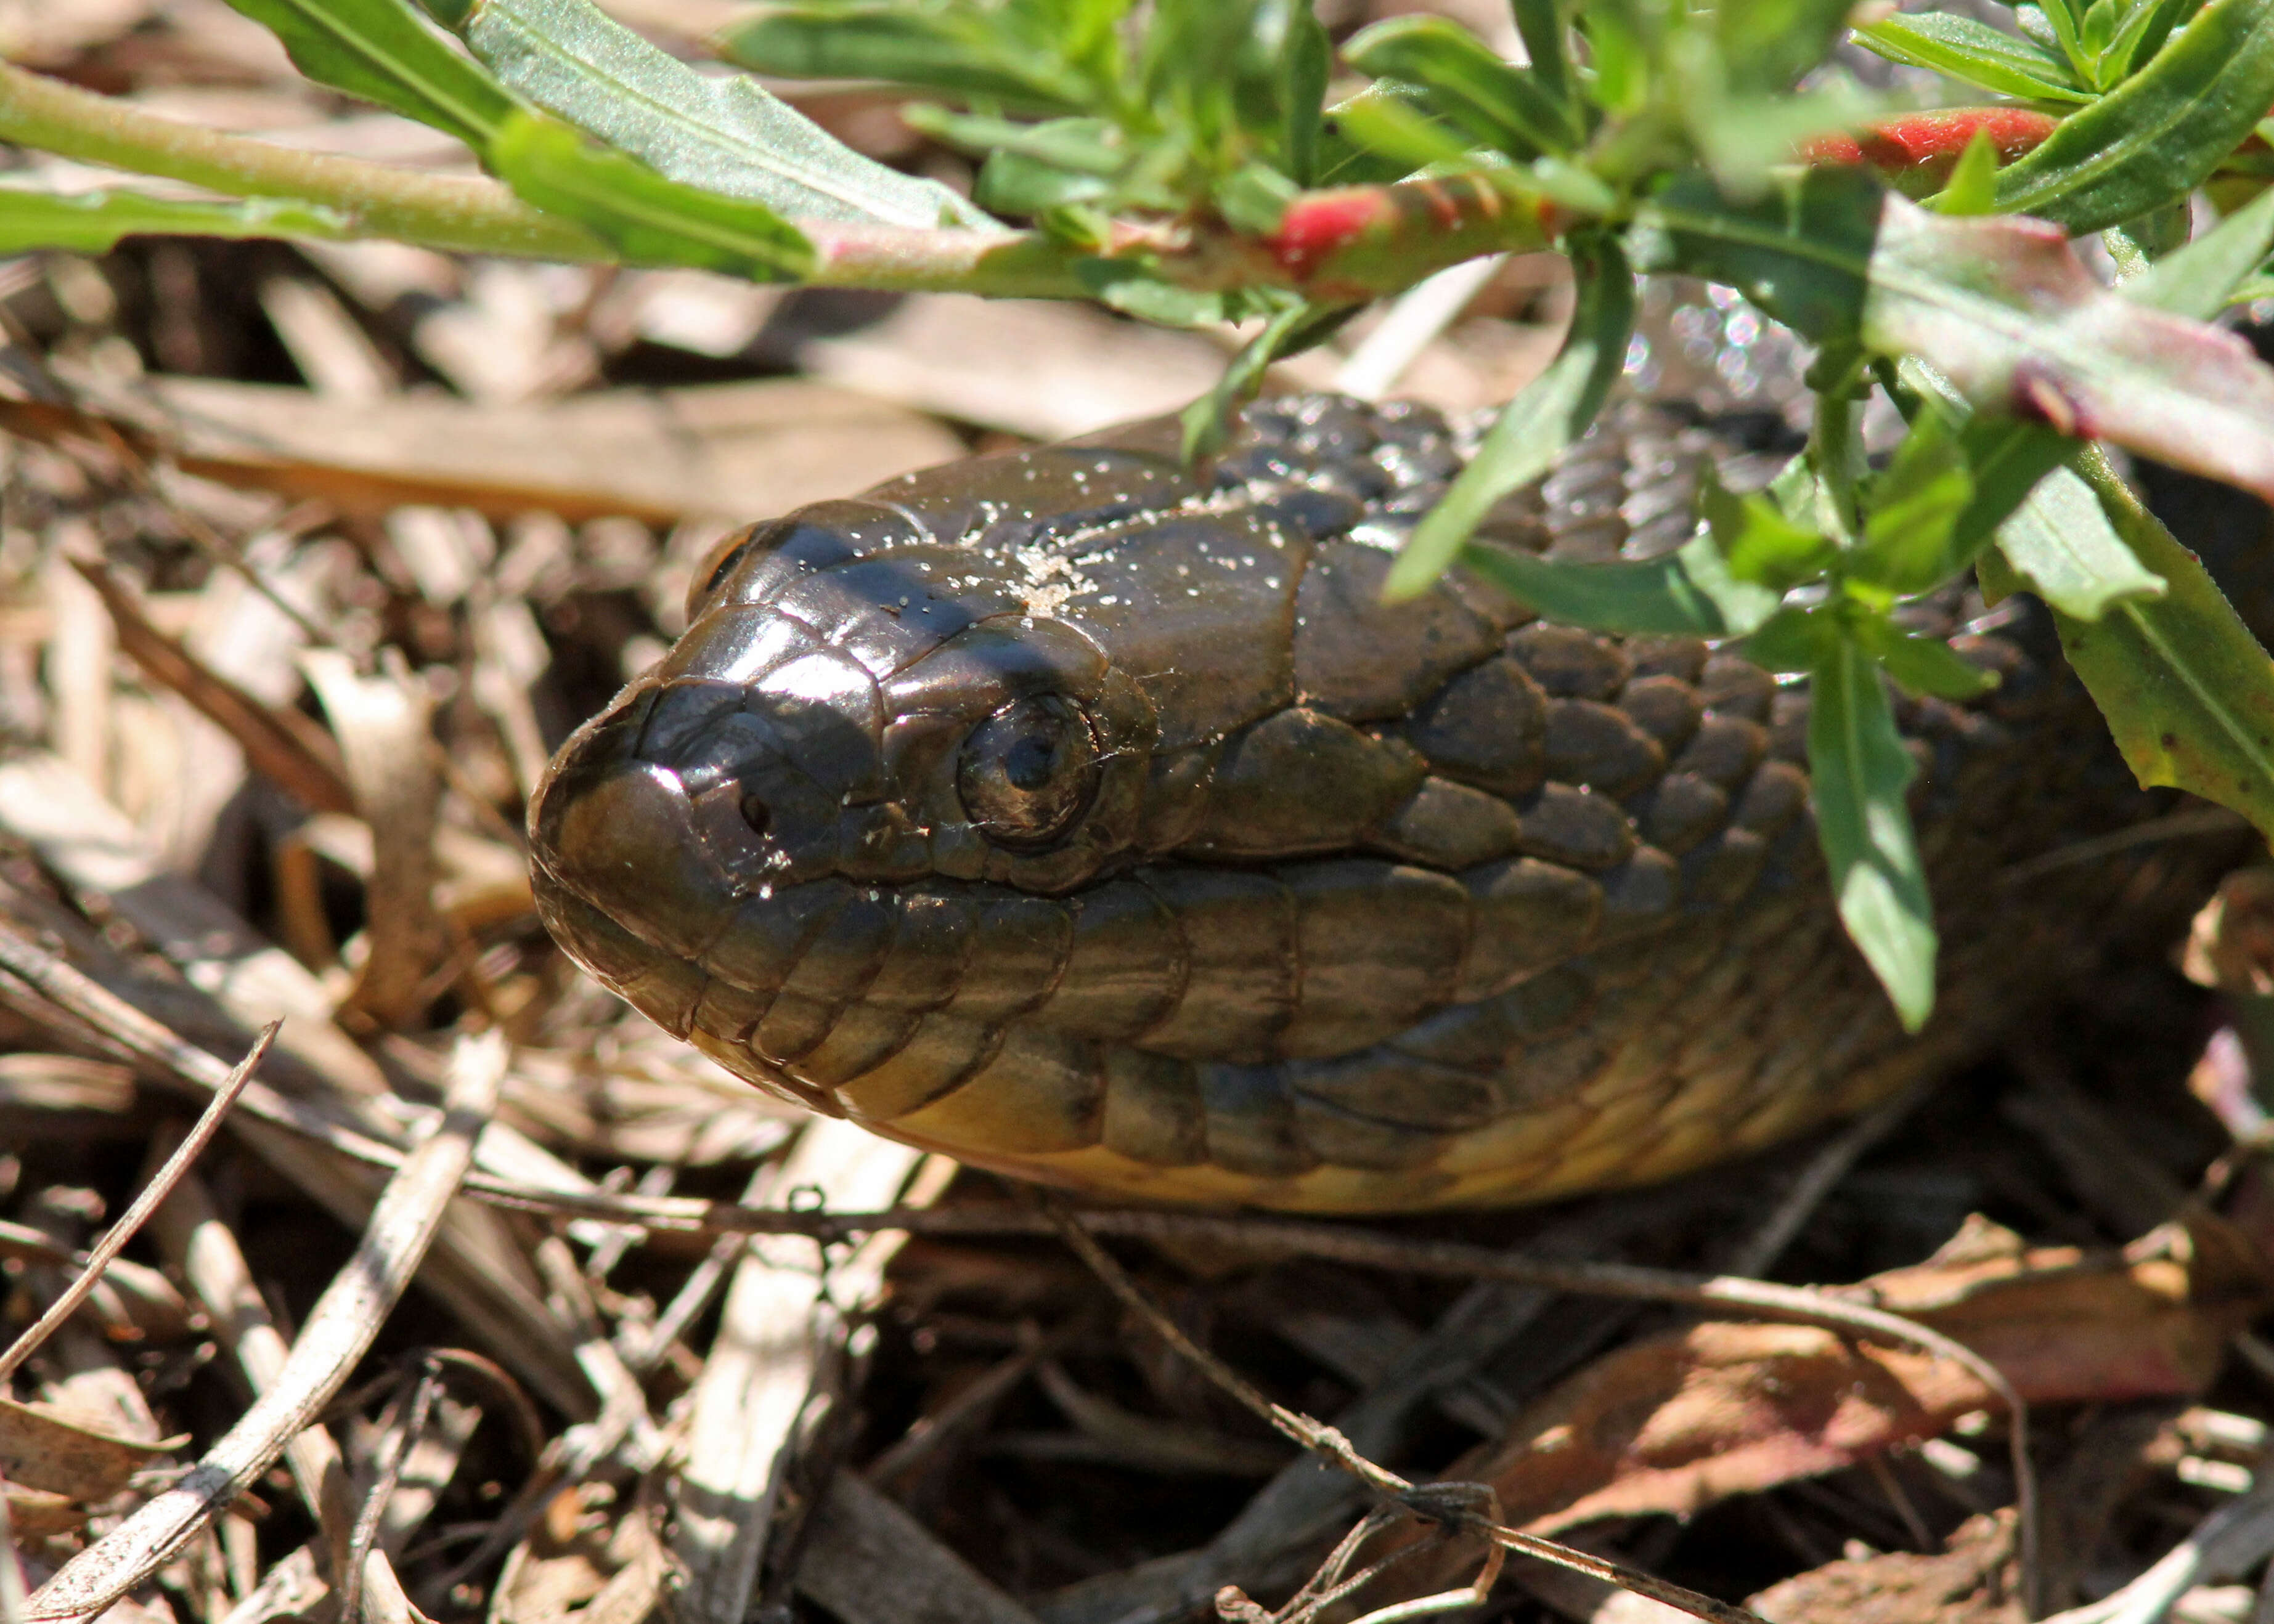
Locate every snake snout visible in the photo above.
<box><xmin>528</xmin><ymin>670</ymin><xmax>868</xmax><ymax>973</ymax></box>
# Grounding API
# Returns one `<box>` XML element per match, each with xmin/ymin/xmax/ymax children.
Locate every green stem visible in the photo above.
<box><xmin>0</xmin><ymin>62</ymin><xmax>1096</xmax><ymax>297</ymax></box>
<box><xmin>0</xmin><ymin>60</ymin><xmax>597</xmax><ymax>259</ymax></box>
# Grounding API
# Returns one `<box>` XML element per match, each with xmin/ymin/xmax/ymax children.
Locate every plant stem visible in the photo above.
<box><xmin>0</xmin><ymin>62</ymin><xmax>1104</xmax><ymax>295</ymax></box>
<box><xmin>0</xmin><ymin>61</ymin><xmax>600</xmax><ymax>259</ymax></box>
<box><xmin>0</xmin><ymin>63</ymin><xmax>1560</xmax><ymax>301</ymax></box>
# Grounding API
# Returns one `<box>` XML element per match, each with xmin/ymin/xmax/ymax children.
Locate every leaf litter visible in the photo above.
<box><xmin>0</xmin><ymin>9</ymin><xmax>2271</xmax><ymax>1624</ymax></box>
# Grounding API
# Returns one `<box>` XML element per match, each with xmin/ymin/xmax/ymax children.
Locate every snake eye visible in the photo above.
<box><xmin>956</xmin><ymin>695</ymin><xmax>1100</xmax><ymax>848</ymax></box>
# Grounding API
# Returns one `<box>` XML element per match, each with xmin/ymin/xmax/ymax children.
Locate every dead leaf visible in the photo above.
<box><xmin>1748</xmin><ymin>1509</ymin><xmax>2022</xmax><ymax>1624</ymax></box>
<box><xmin>1458</xmin><ymin>1215</ymin><xmax>2266</xmax><ymax>1538</ymax></box>
<box><xmin>0</xmin><ymin>1394</ymin><xmax>181</xmax><ymax>1501</ymax></box>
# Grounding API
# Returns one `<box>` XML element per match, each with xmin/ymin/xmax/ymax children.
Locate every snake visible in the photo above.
<box><xmin>524</xmin><ymin>312</ymin><xmax>2273</xmax><ymax>1212</ymax></box>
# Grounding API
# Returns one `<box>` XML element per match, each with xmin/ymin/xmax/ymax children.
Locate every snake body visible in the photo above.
<box><xmin>528</xmin><ymin>387</ymin><xmax>2259</xmax><ymax>1212</ymax></box>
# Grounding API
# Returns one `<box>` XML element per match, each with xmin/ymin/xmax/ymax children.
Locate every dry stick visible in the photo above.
<box><xmin>0</xmin><ymin>1492</ymin><xmax>25</xmax><ymax>1624</ymax></box>
<box><xmin>23</xmin><ymin>1032</ymin><xmax>505</xmax><ymax>1624</ymax></box>
<box><xmin>0</xmin><ymin>1021</ymin><xmax>275</xmax><ymax>1386</ymax></box>
<box><xmin>0</xmin><ymin>919</ymin><xmax>407</xmax><ymax>1169</ymax></box>
<box><xmin>1040</xmin><ymin>1201</ymin><xmax>1766</xmax><ymax>1624</ymax></box>
<box><xmin>338</xmin><ymin>1364</ymin><xmax>442</xmax><ymax>1624</ymax></box>
<box><xmin>150</xmin><ymin>1165</ymin><xmax>357</xmax><ymax>1577</ymax></box>
<box><xmin>19</xmin><ymin>1011</ymin><xmax>2032</xmax><ymax>1604</ymax></box>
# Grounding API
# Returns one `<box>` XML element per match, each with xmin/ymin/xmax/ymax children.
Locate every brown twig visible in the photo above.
<box><xmin>23</xmin><ymin>1031</ymin><xmax>505</xmax><ymax>1623</ymax></box>
<box><xmin>0</xmin><ymin>1020</ymin><xmax>275</xmax><ymax>1386</ymax></box>
<box><xmin>338</xmin><ymin>1362</ymin><xmax>443</xmax><ymax>1624</ymax></box>
<box><xmin>1039</xmin><ymin>1198</ymin><xmax>1766</xmax><ymax>1624</ymax></box>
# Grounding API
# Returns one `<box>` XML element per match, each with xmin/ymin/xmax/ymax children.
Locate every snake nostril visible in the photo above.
<box><xmin>739</xmin><ymin>792</ymin><xmax>772</xmax><ymax>838</ymax></box>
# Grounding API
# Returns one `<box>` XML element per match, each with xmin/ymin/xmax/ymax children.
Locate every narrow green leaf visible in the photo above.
<box><xmin>716</xmin><ymin>10</ymin><xmax>1090</xmax><ymax>113</ymax></box>
<box><xmin>1864</xmin><ymin>192</ymin><xmax>2274</xmax><ymax>505</ymax></box>
<box><xmin>1853</xmin><ymin>406</ymin><xmax>1974</xmax><ymax>596</ymax></box>
<box><xmin>2032</xmin><ymin>0</ymin><xmax>2098</xmax><ymax>81</ymax></box>
<box><xmin>1636</xmin><ymin>166</ymin><xmax>1879</xmax><ymax>351</ymax></box>
<box><xmin>1698</xmin><ymin>471</ymin><xmax>1837</xmax><ymax>590</ymax></box>
<box><xmin>1509</xmin><ymin>0</ymin><xmax>1580</xmax><ymax>139</ymax></box>
<box><xmin>1326</xmin><ymin>87</ymin><xmax>1475</xmax><ymax>170</ymax></box>
<box><xmin>1074</xmin><ymin>259</ymin><xmax>1241</xmax><ymax>325</ymax></box>
<box><xmin>1456</xmin><ymin>530</ymin><xmax>1784</xmax><ymax>637</ymax></box>
<box><xmin>1854</xmin><ymin>12</ymin><xmax>2092</xmax><ymax>103</ymax></box>
<box><xmin>1929</xmin><ymin>128</ymin><xmax>2002</xmax><ymax>216</ymax></box>
<box><xmin>222</xmin><ymin>0</ymin><xmax>515</xmax><ymax>144</ymax></box>
<box><xmin>1386</xmin><ymin>236</ymin><xmax>1632</xmax><ymax>598</ymax></box>
<box><xmin>1992</xmin><ymin>458</ymin><xmax>2167</xmax><ymax>619</ymax></box>
<box><xmin>2015</xmin><ymin>455</ymin><xmax>2274</xmax><ymax>840</ymax></box>
<box><xmin>2127</xmin><ymin>181</ymin><xmax>2274</xmax><ymax>317</ymax></box>
<box><xmin>1687</xmin><ymin>84</ymin><xmax>1884</xmax><ymax>198</ymax></box>
<box><xmin>1217</xmin><ymin>162</ymin><xmax>1299</xmax><ymax>233</ymax></box>
<box><xmin>1851</xmin><ymin>617</ymin><xmax>1999</xmax><ymax>699</ymax></box>
<box><xmin>975</xmin><ymin>153</ymin><xmax>1114</xmax><ymax>213</ymax></box>
<box><xmin>0</xmin><ymin>187</ymin><xmax>352</xmax><ymax>254</ymax></box>
<box><xmin>485</xmin><ymin>110</ymin><xmax>812</xmax><ymax>279</ymax></box>
<box><xmin>1343</xmin><ymin>14</ymin><xmax>1571</xmax><ymax>157</ymax></box>
<box><xmin>1809</xmin><ymin>635</ymin><xmax>1938</xmax><ymax>1032</ymax></box>
<box><xmin>1181</xmin><ymin>299</ymin><xmax>1315</xmax><ymax>463</ymax></box>
<box><xmin>1280</xmin><ymin>1</ymin><xmax>1332</xmax><ymax>184</ymax></box>
<box><xmin>1947</xmin><ymin>418</ymin><xmax>2074</xmax><ymax>561</ymax></box>
<box><xmin>460</xmin><ymin>0</ymin><xmax>996</xmax><ymax>228</ymax></box>
<box><xmin>1994</xmin><ymin>0</ymin><xmax>2274</xmax><ymax>232</ymax></box>
<box><xmin>1714</xmin><ymin>0</ymin><xmax>1857</xmax><ymax>93</ymax></box>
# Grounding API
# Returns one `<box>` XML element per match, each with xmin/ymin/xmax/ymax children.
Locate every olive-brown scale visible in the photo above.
<box><xmin>528</xmin><ymin>392</ymin><xmax>2232</xmax><ymax>1212</ymax></box>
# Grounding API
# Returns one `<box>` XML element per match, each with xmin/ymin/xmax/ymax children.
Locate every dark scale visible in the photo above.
<box><xmin>528</xmin><ymin>343</ymin><xmax>2260</xmax><ymax>1211</ymax></box>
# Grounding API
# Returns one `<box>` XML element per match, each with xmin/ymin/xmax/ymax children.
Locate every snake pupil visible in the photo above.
<box><xmin>1006</xmin><ymin>733</ymin><xmax>1058</xmax><ymax>790</ymax></box>
<box><xmin>739</xmin><ymin>793</ymin><xmax>771</xmax><ymax>837</ymax></box>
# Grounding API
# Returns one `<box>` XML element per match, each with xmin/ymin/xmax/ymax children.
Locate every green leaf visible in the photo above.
<box><xmin>716</xmin><ymin>9</ymin><xmax>1091</xmax><ymax>113</ymax></box>
<box><xmin>1741</xmin><ymin>605</ymin><xmax>1827</xmax><ymax>673</ymax></box>
<box><xmin>458</xmin><ymin>0</ymin><xmax>995</xmax><ymax>228</ymax></box>
<box><xmin>1854</xmin><ymin>12</ymin><xmax>2092</xmax><ymax>103</ymax></box>
<box><xmin>1685</xmin><ymin>83</ymin><xmax>1882</xmax><ymax>198</ymax></box>
<box><xmin>1635</xmin><ymin>165</ymin><xmax>1880</xmax><ymax>351</ymax></box>
<box><xmin>1217</xmin><ymin>161</ymin><xmax>1299</xmax><ymax>233</ymax></box>
<box><xmin>0</xmin><ymin>187</ymin><xmax>352</xmax><ymax>253</ymax></box>
<box><xmin>1853</xmin><ymin>406</ymin><xmax>1974</xmax><ymax>596</ymax></box>
<box><xmin>2101</xmin><ymin>0</ymin><xmax>2206</xmax><ymax>81</ymax></box>
<box><xmin>2033</xmin><ymin>0</ymin><xmax>2097</xmax><ymax>82</ymax></box>
<box><xmin>1714</xmin><ymin>0</ymin><xmax>1862</xmax><ymax>95</ymax></box>
<box><xmin>2127</xmin><ymin>180</ymin><xmax>2274</xmax><ymax>317</ymax></box>
<box><xmin>222</xmin><ymin>0</ymin><xmax>515</xmax><ymax>144</ymax></box>
<box><xmin>1510</xmin><ymin>0</ymin><xmax>1581</xmax><ymax>140</ymax></box>
<box><xmin>1929</xmin><ymin>128</ymin><xmax>2002</xmax><ymax>216</ymax></box>
<box><xmin>1342</xmin><ymin>14</ymin><xmax>1571</xmax><ymax>158</ymax></box>
<box><xmin>1994</xmin><ymin>0</ymin><xmax>2274</xmax><ymax>232</ymax></box>
<box><xmin>975</xmin><ymin>152</ymin><xmax>1115</xmax><ymax>213</ymax></box>
<box><xmin>1645</xmin><ymin>174</ymin><xmax>2274</xmax><ymax>507</ymax></box>
<box><xmin>1074</xmin><ymin>258</ymin><xmax>1242</xmax><ymax>325</ymax></box>
<box><xmin>1386</xmin><ymin>235</ymin><xmax>1633</xmax><ymax>598</ymax></box>
<box><xmin>1581</xmin><ymin>4</ymin><xmax>1649</xmax><ymax>115</ymax></box>
<box><xmin>1851</xmin><ymin>617</ymin><xmax>1999</xmax><ymax>700</ymax></box>
<box><xmin>1457</xmin><ymin>530</ymin><xmax>1786</xmax><ymax>637</ymax></box>
<box><xmin>2005</xmin><ymin>454</ymin><xmax>2274</xmax><ymax>840</ymax></box>
<box><xmin>1181</xmin><ymin>298</ymin><xmax>1314</xmax><ymax>463</ymax></box>
<box><xmin>1325</xmin><ymin>86</ymin><xmax>1476</xmax><ymax>171</ymax></box>
<box><xmin>1992</xmin><ymin>458</ymin><xmax>2167</xmax><ymax>619</ymax></box>
<box><xmin>484</xmin><ymin>110</ymin><xmax>812</xmax><ymax>278</ymax></box>
<box><xmin>1947</xmin><ymin>418</ymin><xmax>2074</xmax><ymax>561</ymax></box>
<box><xmin>1698</xmin><ymin>470</ymin><xmax>1838</xmax><ymax>590</ymax></box>
<box><xmin>1809</xmin><ymin>635</ymin><xmax>1938</xmax><ymax>1032</ymax></box>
